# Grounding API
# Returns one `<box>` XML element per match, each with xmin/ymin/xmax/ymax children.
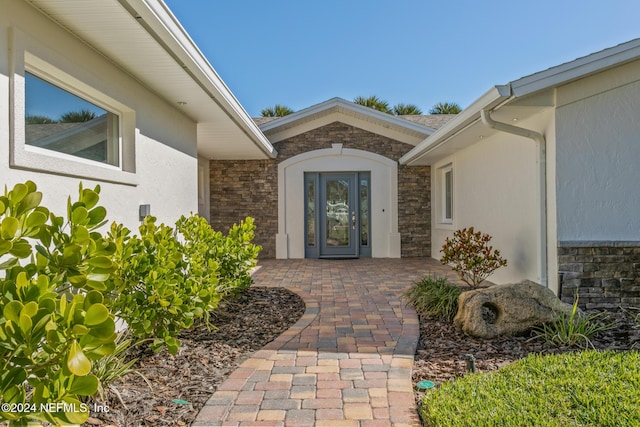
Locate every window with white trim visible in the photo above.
<box><xmin>25</xmin><ymin>71</ymin><xmax>120</xmax><ymax>166</ymax></box>
<box><xmin>441</xmin><ymin>165</ymin><xmax>453</xmax><ymax>223</ymax></box>
<box><xmin>10</xmin><ymin>40</ymin><xmax>137</xmax><ymax>185</ymax></box>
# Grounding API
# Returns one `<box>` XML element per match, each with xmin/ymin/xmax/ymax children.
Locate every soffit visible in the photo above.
<box><xmin>402</xmin><ymin>87</ymin><xmax>554</xmax><ymax>166</ymax></box>
<box><xmin>406</xmin><ymin>102</ymin><xmax>553</xmax><ymax>165</ymax></box>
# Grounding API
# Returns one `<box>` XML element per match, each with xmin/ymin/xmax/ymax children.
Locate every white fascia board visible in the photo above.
<box><xmin>511</xmin><ymin>38</ymin><xmax>640</xmax><ymax>97</ymax></box>
<box><xmin>260</xmin><ymin>97</ymin><xmax>435</xmax><ymax>135</ymax></box>
<box><xmin>399</xmin><ymin>85</ymin><xmax>512</xmax><ymax>165</ymax></box>
<box><xmin>259</xmin><ymin>98</ymin><xmax>345</xmax><ymax>132</ymax></box>
<box><xmin>121</xmin><ymin>0</ymin><xmax>276</xmax><ymax>158</ymax></box>
<box><xmin>345</xmin><ymin>100</ymin><xmax>438</xmax><ymax>134</ymax></box>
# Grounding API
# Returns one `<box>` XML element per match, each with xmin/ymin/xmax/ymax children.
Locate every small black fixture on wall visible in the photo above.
<box><xmin>139</xmin><ymin>204</ymin><xmax>151</xmax><ymax>221</ymax></box>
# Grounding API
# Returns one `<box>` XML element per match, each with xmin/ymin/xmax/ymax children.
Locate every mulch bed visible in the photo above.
<box><xmin>88</xmin><ymin>287</ymin><xmax>305</xmax><ymax>427</ymax></box>
<box><xmin>84</xmin><ymin>285</ymin><xmax>639</xmax><ymax>426</ymax></box>
<box><xmin>411</xmin><ymin>308</ymin><xmax>640</xmax><ymax>403</ymax></box>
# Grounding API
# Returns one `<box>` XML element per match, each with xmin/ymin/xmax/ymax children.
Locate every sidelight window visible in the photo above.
<box><xmin>441</xmin><ymin>165</ymin><xmax>453</xmax><ymax>223</ymax></box>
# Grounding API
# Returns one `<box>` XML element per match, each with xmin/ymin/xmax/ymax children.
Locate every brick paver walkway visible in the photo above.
<box><xmin>194</xmin><ymin>258</ymin><xmax>457</xmax><ymax>427</ymax></box>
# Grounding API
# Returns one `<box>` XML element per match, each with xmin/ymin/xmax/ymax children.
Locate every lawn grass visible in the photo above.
<box><xmin>420</xmin><ymin>350</ymin><xmax>640</xmax><ymax>427</ymax></box>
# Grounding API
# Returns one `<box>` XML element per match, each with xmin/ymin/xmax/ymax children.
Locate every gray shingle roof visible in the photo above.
<box><xmin>397</xmin><ymin>114</ymin><xmax>458</xmax><ymax>129</ymax></box>
<box><xmin>252</xmin><ymin>114</ymin><xmax>457</xmax><ymax>130</ymax></box>
<box><xmin>252</xmin><ymin>117</ymin><xmax>280</xmax><ymax>126</ymax></box>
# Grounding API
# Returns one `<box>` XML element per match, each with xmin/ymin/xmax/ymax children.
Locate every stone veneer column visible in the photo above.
<box><xmin>558</xmin><ymin>241</ymin><xmax>640</xmax><ymax>309</ymax></box>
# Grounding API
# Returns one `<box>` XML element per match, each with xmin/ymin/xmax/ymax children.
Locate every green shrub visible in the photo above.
<box><xmin>0</xmin><ymin>182</ymin><xmax>117</xmax><ymax>425</ymax></box>
<box><xmin>107</xmin><ymin>216</ymin><xmax>221</xmax><ymax>354</ymax></box>
<box><xmin>421</xmin><ymin>350</ymin><xmax>640</xmax><ymax>427</ymax></box>
<box><xmin>534</xmin><ymin>296</ymin><xmax>613</xmax><ymax>348</ymax></box>
<box><xmin>0</xmin><ymin>182</ymin><xmax>261</xmax><ymax>425</ymax></box>
<box><xmin>176</xmin><ymin>215</ymin><xmax>260</xmax><ymax>297</ymax></box>
<box><xmin>440</xmin><ymin>227</ymin><xmax>507</xmax><ymax>288</ymax></box>
<box><xmin>404</xmin><ymin>276</ymin><xmax>461</xmax><ymax>322</ymax></box>
<box><xmin>107</xmin><ymin>215</ymin><xmax>260</xmax><ymax>354</ymax></box>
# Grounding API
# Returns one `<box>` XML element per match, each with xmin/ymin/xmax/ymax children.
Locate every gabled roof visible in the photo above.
<box><xmin>27</xmin><ymin>0</ymin><xmax>276</xmax><ymax>160</ymax></box>
<box><xmin>254</xmin><ymin>110</ymin><xmax>456</xmax><ymax>133</ymax></box>
<box><xmin>401</xmin><ymin>38</ymin><xmax>640</xmax><ymax>165</ymax></box>
<box><xmin>258</xmin><ymin>98</ymin><xmax>436</xmax><ymax>146</ymax></box>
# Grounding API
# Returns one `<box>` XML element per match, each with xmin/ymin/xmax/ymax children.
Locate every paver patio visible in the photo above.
<box><xmin>193</xmin><ymin>258</ymin><xmax>457</xmax><ymax>427</ymax></box>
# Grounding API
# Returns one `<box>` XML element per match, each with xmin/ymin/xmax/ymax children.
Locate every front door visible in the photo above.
<box><xmin>320</xmin><ymin>173</ymin><xmax>357</xmax><ymax>257</ymax></box>
<box><xmin>305</xmin><ymin>172</ymin><xmax>371</xmax><ymax>258</ymax></box>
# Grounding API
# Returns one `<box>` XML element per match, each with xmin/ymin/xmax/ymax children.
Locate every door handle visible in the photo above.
<box><xmin>352</xmin><ymin>211</ymin><xmax>356</xmax><ymax>229</ymax></box>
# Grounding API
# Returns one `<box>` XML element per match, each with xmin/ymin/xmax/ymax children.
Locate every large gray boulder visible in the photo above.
<box><xmin>454</xmin><ymin>281</ymin><xmax>575</xmax><ymax>339</ymax></box>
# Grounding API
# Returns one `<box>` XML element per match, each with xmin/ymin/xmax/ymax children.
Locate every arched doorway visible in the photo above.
<box><xmin>276</xmin><ymin>144</ymin><xmax>400</xmax><ymax>258</ymax></box>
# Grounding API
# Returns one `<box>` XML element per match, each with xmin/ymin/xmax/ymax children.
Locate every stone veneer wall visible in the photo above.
<box><xmin>209</xmin><ymin>159</ymin><xmax>277</xmax><ymax>258</ymax></box>
<box><xmin>558</xmin><ymin>241</ymin><xmax>640</xmax><ymax>309</ymax></box>
<box><xmin>209</xmin><ymin>122</ymin><xmax>430</xmax><ymax>258</ymax></box>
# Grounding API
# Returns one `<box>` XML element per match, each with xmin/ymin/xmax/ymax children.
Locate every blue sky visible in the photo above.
<box><xmin>164</xmin><ymin>0</ymin><xmax>640</xmax><ymax>117</ymax></box>
<box><xmin>26</xmin><ymin>73</ymin><xmax>106</xmax><ymax>119</ymax></box>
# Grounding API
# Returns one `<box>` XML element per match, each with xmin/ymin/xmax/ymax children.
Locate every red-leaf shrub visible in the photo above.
<box><xmin>440</xmin><ymin>227</ymin><xmax>507</xmax><ymax>288</ymax></box>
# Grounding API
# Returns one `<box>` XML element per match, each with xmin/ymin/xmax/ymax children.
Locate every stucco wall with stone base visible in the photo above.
<box><xmin>558</xmin><ymin>242</ymin><xmax>640</xmax><ymax>309</ymax></box>
<box><xmin>209</xmin><ymin>122</ymin><xmax>430</xmax><ymax>258</ymax></box>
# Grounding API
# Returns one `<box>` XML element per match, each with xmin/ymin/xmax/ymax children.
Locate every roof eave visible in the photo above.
<box><xmin>120</xmin><ymin>0</ymin><xmax>277</xmax><ymax>158</ymax></box>
<box><xmin>400</xmin><ymin>38</ymin><xmax>640</xmax><ymax>166</ymax></box>
<box><xmin>399</xmin><ymin>85</ymin><xmax>511</xmax><ymax>165</ymax></box>
<box><xmin>511</xmin><ymin>38</ymin><xmax>640</xmax><ymax>97</ymax></box>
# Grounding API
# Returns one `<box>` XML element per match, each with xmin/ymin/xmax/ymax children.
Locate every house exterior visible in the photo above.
<box><xmin>1</xmin><ymin>0</ymin><xmax>274</xmax><ymax>230</ymax></box>
<box><xmin>209</xmin><ymin>98</ymin><xmax>455</xmax><ymax>259</ymax></box>
<box><xmin>401</xmin><ymin>39</ymin><xmax>640</xmax><ymax>308</ymax></box>
<box><xmin>7</xmin><ymin>2</ymin><xmax>639</xmax><ymax>309</ymax></box>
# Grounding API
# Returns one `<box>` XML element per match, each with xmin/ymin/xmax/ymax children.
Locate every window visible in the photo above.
<box><xmin>441</xmin><ymin>165</ymin><xmax>453</xmax><ymax>223</ymax></box>
<box><xmin>10</xmin><ymin>48</ymin><xmax>137</xmax><ymax>185</ymax></box>
<box><xmin>25</xmin><ymin>72</ymin><xmax>120</xmax><ymax>166</ymax></box>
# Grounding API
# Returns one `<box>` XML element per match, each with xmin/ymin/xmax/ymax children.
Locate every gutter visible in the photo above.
<box><xmin>480</xmin><ymin>109</ymin><xmax>548</xmax><ymax>287</ymax></box>
<box><xmin>399</xmin><ymin>85</ymin><xmax>511</xmax><ymax>165</ymax></box>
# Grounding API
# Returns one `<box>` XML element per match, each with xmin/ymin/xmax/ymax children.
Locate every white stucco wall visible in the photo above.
<box><xmin>555</xmin><ymin>59</ymin><xmax>640</xmax><ymax>241</ymax></box>
<box><xmin>0</xmin><ymin>1</ymin><xmax>198</xmax><ymax>230</ymax></box>
<box><xmin>276</xmin><ymin>144</ymin><xmax>400</xmax><ymax>258</ymax></box>
<box><xmin>431</xmin><ymin>125</ymin><xmax>542</xmax><ymax>285</ymax></box>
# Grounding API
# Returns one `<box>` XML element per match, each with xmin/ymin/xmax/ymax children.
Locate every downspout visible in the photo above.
<box><xmin>480</xmin><ymin>109</ymin><xmax>548</xmax><ymax>287</ymax></box>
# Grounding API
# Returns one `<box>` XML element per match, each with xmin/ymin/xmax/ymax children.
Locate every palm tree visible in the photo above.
<box><xmin>393</xmin><ymin>103</ymin><xmax>423</xmax><ymax>115</ymax></box>
<box><xmin>59</xmin><ymin>109</ymin><xmax>97</xmax><ymax>123</ymax></box>
<box><xmin>25</xmin><ymin>115</ymin><xmax>57</xmax><ymax>124</ymax></box>
<box><xmin>261</xmin><ymin>104</ymin><xmax>295</xmax><ymax>117</ymax></box>
<box><xmin>353</xmin><ymin>96</ymin><xmax>392</xmax><ymax>114</ymax></box>
<box><xmin>429</xmin><ymin>102</ymin><xmax>462</xmax><ymax>114</ymax></box>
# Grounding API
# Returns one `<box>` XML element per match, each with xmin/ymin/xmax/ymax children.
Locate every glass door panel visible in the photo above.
<box><xmin>325</xmin><ymin>178</ymin><xmax>350</xmax><ymax>247</ymax></box>
<box><xmin>307</xmin><ymin>178</ymin><xmax>316</xmax><ymax>247</ymax></box>
<box><xmin>319</xmin><ymin>173</ymin><xmax>357</xmax><ymax>257</ymax></box>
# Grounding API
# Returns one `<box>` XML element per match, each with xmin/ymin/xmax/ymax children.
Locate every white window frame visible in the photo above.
<box><xmin>10</xmin><ymin>30</ymin><xmax>137</xmax><ymax>185</ymax></box>
<box><xmin>440</xmin><ymin>164</ymin><xmax>454</xmax><ymax>225</ymax></box>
